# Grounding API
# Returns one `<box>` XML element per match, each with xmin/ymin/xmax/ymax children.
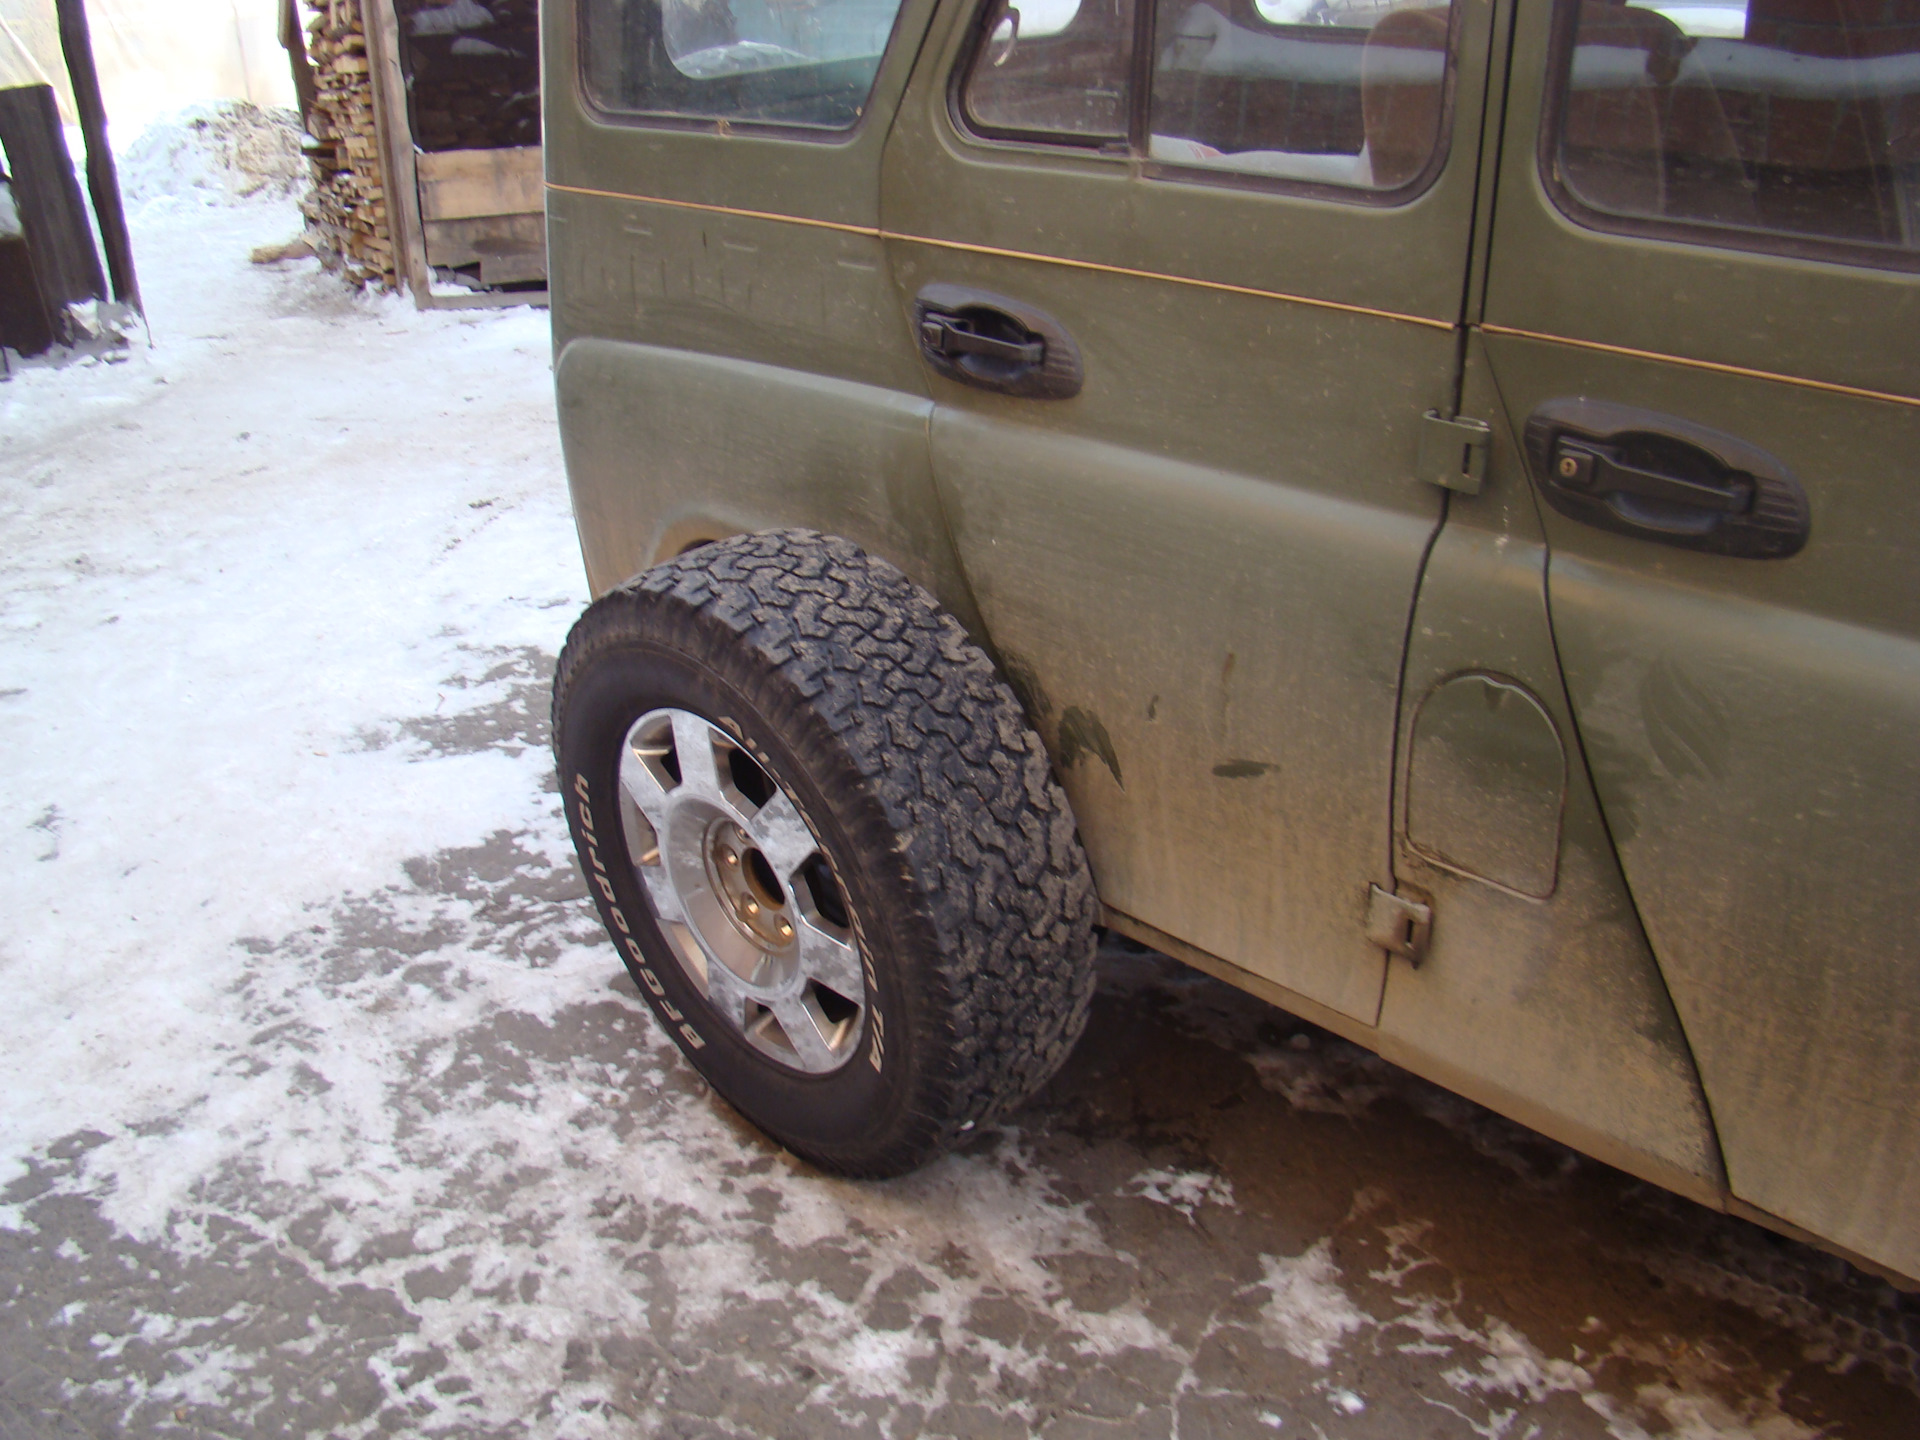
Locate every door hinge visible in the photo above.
<box><xmin>1419</xmin><ymin>412</ymin><xmax>1491</xmax><ymax>496</ymax></box>
<box><xmin>1366</xmin><ymin>884</ymin><xmax>1433</xmax><ymax>964</ymax></box>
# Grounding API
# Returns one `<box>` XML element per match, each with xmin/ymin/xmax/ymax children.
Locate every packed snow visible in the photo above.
<box><xmin>0</xmin><ymin>108</ymin><xmax>1908</xmax><ymax>1439</ymax></box>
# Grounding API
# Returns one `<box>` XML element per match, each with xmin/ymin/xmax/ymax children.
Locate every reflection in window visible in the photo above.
<box><xmin>1011</xmin><ymin>0</ymin><xmax>1084</xmax><ymax>38</ymax></box>
<box><xmin>1628</xmin><ymin>3</ymin><xmax>1749</xmax><ymax>39</ymax></box>
<box><xmin>1150</xmin><ymin>1</ymin><xmax>1454</xmax><ymax>189</ymax></box>
<box><xmin>961</xmin><ymin>0</ymin><xmax>1458</xmax><ymax>191</ymax></box>
<box><xmin>581</xmin><ymin>0</ymin><xmax>907</xmax><ymax>129</ymax></box>
<box><xmin>1553</xmin><ymin>0</ymin><xmax>1920</xmax><ymax>263</ymax></box>
<box><xmin>1254</xmin><ymin>0</ymin><xmax>1431</xmax><ymax>21</ymax></box>
<box><xmin>962</xmin><ymin>0</ymin><xmax>1136</xmax><ymax>141</ymax></box>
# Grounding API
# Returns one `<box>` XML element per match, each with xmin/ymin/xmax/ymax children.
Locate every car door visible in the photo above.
<box><xmin>543</xmin><ymin>0</ymin><xmax>982</xmax><ymax>616</ymax></box>
<box><xmin>879</xmin><ymin>0</ymin><xmax>1499</xmax><ymax>1024</ymax></box>
<box><xmin>1481</xmin><ymin>0</ymin><xmax>1920</xmax><ymax>1281</ymax></box>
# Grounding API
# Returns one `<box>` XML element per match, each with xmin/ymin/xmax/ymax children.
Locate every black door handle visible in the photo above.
<box><xmin>919</xmin><ymin>312</ymin><xmax>1046</xmax><ymax>369</ymax></box>
<box><xmin>1550</xmin><ymin>436</ymin><xmax>1753</xmax><ymax>531</ymax></box>
<box><xmin>1525</xmin><ymin>400</ymin><xmax>1809</xmax><ymax>559</ymax></box>
<box><xmin>912</xmin><ymin>284</ymin><xmax>1083</xmax><ymax>399</ymax></box>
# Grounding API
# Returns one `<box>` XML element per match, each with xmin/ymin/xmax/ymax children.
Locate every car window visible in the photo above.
<box><xmin>1547</xmin><ymin>0</ymin><xmax>1920</xmax><ymax>267</ymax></box>
<box><xmin>580</xmin><ymin>0</ymin><xmax>910</xmax><ymax>130</ymax></box>
<box><xmin>961</xmin><ymin>0</ymin><xmax>1460</xmax><ymax>194</ymax></box>
<box><xmin>961</xmin><ymin>0</ymin><xmax>1139</xmax><ymax>142</ymax></box>
<box><xmin>1151</xmin><ymin>0</ymin><xmax>1455</xmax><ymax>188</ymax></box>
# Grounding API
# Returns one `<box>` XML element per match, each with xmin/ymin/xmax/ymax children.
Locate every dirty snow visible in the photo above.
<box><xmin>115</xmin><ymin>101</ymin><xmax>306</xmax><ymax>205</ymax></box>
<box><xmin>0</xmin><ymin>112</ymin><xmax>1913</xmax><ymax>1439</ymax></box>
<box><xmin>1128</xmin><ymin>1167</ymin><xmax>1236</xmax><ymax>1220</ymax></box>
<box><xmin>1254</xmin><ymin>1240</ymin><xmax>1370</xmax><ymax>1368</ymax></box>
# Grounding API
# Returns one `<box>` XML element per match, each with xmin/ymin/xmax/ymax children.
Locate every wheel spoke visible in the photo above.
<box><xmin>771</xmin><ymin>996</ymin><xmax>840</xmax><ymax>1072</ymax></box>
<box><xmin>660</xmin><ymin>919</ymin><xmax>707</xmax><ymax>987</ymax></box>
<box><xmin>702</xmin><ymin>952</ymin><xmax>751</xmax><ymax>1029</ymax></box>
<box><xmin>619</xmin><ymin>742</ymin><xmax>673</xmax><ymax>832</ymax></box>
<box><xmin>792</xmin><ymin>913</ymin><xmax>863</xmax><ymax>1000</ymax></box>
<box><xmin>670</xmin><ymin>711</ymin><xmax>727</xmax><ymax>800</ymax></box>
<box><xmin>746</xmin><ymin>792</ymin><xmax>818</xmax><ymax>882</ymax></box>
<box><xmin>636</xmin><ymin>863</ymin><xmax>683</xmax><ymax>924</ymax></box>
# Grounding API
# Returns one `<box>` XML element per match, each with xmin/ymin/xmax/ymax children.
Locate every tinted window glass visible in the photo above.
<box><xmin>961</xmin><ymin>0</ymin><xmax>1457</xmax><ymax>187</ymax></box>
<box><xmin>1149</xmin><ymin>1</ymin><xmax>1455</xmax><ymax>188</ymax></box>
<box><xmin>962</xmin><ymin>0</ymin><xmax>1138</xmax><ymax>142</ymax></box>
<box><xmin>581</xmin><ymin>0</ymin><xmax>907</xmax><ymax>129</ymax></box>
<box><xmin>1550</xmin><ymin>1</ymin><xmax>1920</xmax><ymax>264</ymax></box>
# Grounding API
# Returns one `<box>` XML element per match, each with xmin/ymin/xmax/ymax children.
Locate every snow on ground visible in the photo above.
<box><xmin>1</xmin><ymin>114</ymin><xmax>1914</xmax><ymax>1439</ymax></box>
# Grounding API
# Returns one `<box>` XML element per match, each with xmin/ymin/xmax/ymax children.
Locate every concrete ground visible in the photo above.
<box><xmin>1</xmin><ymin>178</ymin><xmax>1916</xmax><ymax>1440</ymax></box>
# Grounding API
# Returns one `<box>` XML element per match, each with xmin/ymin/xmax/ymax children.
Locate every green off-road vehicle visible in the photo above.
<box><xmin>542</xmin><ymin>0</ymin><xmax>1920</xmax><ymax>1287</ymax></box>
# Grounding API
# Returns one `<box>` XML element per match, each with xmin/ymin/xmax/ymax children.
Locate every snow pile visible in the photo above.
<box><xmin>116</xmin><ymin>101</ymin><xmax>306</xmax><ymax>205</ymax></box>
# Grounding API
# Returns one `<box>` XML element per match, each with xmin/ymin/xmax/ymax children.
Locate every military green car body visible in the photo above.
<box><xmin>543</xmin><ymin>0</ymin><xmax>1920</xmax><ymax>1285</ymax></box>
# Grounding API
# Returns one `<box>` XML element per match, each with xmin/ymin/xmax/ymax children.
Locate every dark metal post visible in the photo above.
<box><xmin>53</xmin><ymin>0</ymin><xmax>140</xmax><ymax>315</ymax></box>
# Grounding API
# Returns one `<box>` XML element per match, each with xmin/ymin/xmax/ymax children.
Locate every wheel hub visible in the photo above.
<box><xmin>707</xmin><ymin>820</ymin><xmax>796</xmax><ymax>953</ymax></box>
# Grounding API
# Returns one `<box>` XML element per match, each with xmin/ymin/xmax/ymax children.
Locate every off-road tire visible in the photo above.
<box><xmin>552</xmin><ymin>529</ymin><xmax>1098</xmax><ymax>1176</ymax></box>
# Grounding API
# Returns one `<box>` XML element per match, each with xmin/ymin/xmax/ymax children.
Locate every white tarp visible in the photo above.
<box><xmin>0</xmin><ymin>0</ymin><xmax>294</xmax><ymax>136</ymax></box>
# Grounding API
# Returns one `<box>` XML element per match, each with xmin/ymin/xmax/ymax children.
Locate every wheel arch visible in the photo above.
<box><xmin>555</xmin><ymin>337</ymin><xmax>986</xmax><ymax>638</ymax></box>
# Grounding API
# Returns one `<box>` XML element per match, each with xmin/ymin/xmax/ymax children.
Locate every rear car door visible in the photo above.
<box><xmin>544</xmin><ymin>0</ymin><xmax>978</xmax><ymax>612</ymax></box>
<box><xmin>1482</xmin><ymin>0</ymin><xmax>1920</xmax><ymax>1281</ymax></box>
<box><xmin>880</xmin><ymin>0</ymin><xmax>1499</xmax><ymax>1024</ymax></box>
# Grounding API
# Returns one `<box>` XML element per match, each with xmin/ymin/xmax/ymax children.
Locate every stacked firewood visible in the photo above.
<box><xmin>299</xmin><ymin>1</ymin><xmax>394</xmax><ymax>288</ymax></box>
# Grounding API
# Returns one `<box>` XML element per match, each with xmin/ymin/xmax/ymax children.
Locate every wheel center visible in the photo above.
<box><xmin>709</xmin><ymin>822</ymin><xmax>795</xmax><ymax>951</ymax></box>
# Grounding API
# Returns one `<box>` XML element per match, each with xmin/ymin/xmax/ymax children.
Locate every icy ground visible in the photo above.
<box><xmin>2</xmin><ymin>143</ymin><xmax>1917</xmax><ymax>1439</ymax></box>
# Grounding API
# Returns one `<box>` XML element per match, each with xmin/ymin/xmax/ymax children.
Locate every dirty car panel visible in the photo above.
<box><xmin>1482</xmin><ymin>0</ymin><xmax>1920</xmax><ymax>1281</ymax></box>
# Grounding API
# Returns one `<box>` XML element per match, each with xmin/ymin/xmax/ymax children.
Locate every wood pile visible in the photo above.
<box><xmin>299</xmin><ymin>0</ymin><xmax>394</xmax><ymax>288</ymax></box>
